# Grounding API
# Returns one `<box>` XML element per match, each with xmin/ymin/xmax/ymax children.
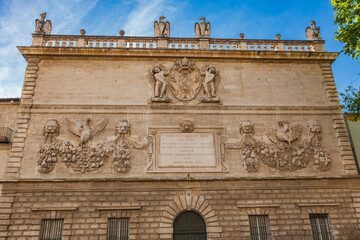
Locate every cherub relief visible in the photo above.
<box><xmin>43</xmin><ymin>119</ymin><xmax>60</xmax><ymax>144</ymax></box>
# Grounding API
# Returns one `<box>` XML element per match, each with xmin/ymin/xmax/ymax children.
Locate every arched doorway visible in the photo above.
<box><xmin>173</xmin><ymin>211</ymin><xmax>206</xmax><ymax>240</ymax></box>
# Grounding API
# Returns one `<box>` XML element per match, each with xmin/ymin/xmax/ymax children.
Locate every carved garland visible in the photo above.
<box><xmin>226</xmin><ymin>120</ymin><xmax>331</xmax><ymax>172</ymax></box>
<box><xmin>37</xmin><ymin>118</ymin><xmax>151</xmax><ymax>174</ymax></box>
<box><xmin>37</xmin><ymin>118</ymin><xmax>331</xmax><ymax>174</ymax></box>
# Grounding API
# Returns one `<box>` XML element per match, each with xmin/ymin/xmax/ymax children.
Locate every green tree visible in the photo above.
<box><xmin>340</xmin><ymin>84</ymin><xmax>360</xmax><ymax>120</ymax></box>
<box><xmin>331</xmin><ymin>0</ymin><xmax>360</xmax><ymax>61</ymax></box>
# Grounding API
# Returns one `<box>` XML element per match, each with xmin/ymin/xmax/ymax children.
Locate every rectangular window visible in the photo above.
<box><xmin>39</xmin><ymin>219</ymin><xmax>63</xmax><ymax>240</ymax></box>
<box><xmin>310</xmin><ymin>214</ymin><xmax>333</xmax><ymax>240</ymax></box>
<box><xmin>249</xmin><ymin>215</ymin><xmax>271</xmax><ymax>240</ymax></box>
<box><xmin>107</xmin><ymin>218</ymin><xmax>129</xmax><ymax>240</ymax></box>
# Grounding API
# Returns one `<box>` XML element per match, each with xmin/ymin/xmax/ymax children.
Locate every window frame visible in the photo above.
<box><xmin>248</xmin><ymin>214</ymin><xmax>272</xmax><ymax>240</ymax></box>
<box><xmin>309</xmin><ymin>214</ymin><xmax>334</xmax><ymax>240</ymax></box>
<box><xmin>39</xmin><ymin>218</ymin><xmax>64</xmax><ymax>240</ymax></box>
<box><xmin>107</xmin><ymin>217</ymin><xmax>130</xmax><ymax>240</ymax></box>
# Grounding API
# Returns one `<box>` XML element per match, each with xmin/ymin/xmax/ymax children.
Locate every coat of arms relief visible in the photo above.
<box><xmin>149</xmin><ymin>57</ymin><xmax>221</xmax><ymax>104</ymax></box>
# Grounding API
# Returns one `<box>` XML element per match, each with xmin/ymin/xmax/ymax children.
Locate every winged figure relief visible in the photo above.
<box><xmin>195</xmin><ymin>17</ymin><xmax>211</xmax><ymax>38</ymax></box>
<box><xmin>154</xmin><ymin>16</ymin><xmax>170</xmax><ymax>37</ymax></box>
<box><xmin>266</xmin><ymin>120</ymin><xmax>301</xmax><ymax>146</ymax></box>
<box><xmin>35</xmin><ymin>12</ymin><xmax>52</xmax><ymax>34</ymax></box>
<box><xmin>65</xmin><ymin>117</ymin><xmax>108</xmax><ymax>146</ymax></box>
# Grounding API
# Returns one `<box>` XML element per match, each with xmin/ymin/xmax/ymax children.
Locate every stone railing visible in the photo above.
<box><xmin>32</xmin><ymin>34</ymin><xmax>325</xmax><ymax>52</ymax></box>
<box><xmin>0</xmin><ymin>127</ymin><xmax>14</xmax><ymax>143</ymax></box>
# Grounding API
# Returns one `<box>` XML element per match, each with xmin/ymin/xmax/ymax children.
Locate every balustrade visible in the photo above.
<box><xmin>0</xmin><ymin>127</ymin><xmax>14</xmax><ymax>143</ymax></box>
<box><xmin>32</xmin><ymin>34</ymin><xmax>324</xmax><ymax>52</ymax></box>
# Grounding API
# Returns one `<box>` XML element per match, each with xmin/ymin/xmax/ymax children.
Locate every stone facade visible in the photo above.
<box><xmin>0</xmin><ymin>17</ymin><xmax>360</xmax><ymax>239</ymax></box>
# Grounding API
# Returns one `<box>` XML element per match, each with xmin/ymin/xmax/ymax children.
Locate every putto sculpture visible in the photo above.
<box><xmin>154</xmin><ymin>16</ymin><xmax>170</xmax><ymax>37</ymax></box>
<box><xmin>306</xmin><ymin>20</ymin><xmax>321</xmax><ymax>40</ymax></box>
<box><xmin>35</xmin><ymin>12</ymin><xmax>52</xmax><ymax>34</ymax></box>
<box><xmin>201</xmin><ymin>66</ymin><xmax>219</xmax><ymax>102</ymax></box>
<box><xmin>150</xmin><ymin>65</ymin><xmax>171</xmax><ymax>102</ymax></box>
<box><xmin>195</xmin><ymin>17</ymin><xmax>211</xmax><ymax>38</ymax></box>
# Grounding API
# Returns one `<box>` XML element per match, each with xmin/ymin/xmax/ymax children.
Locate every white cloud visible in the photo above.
<box><xmin>123</xmin><ymin>0</ymin><xmax>178</xmax><ymax>36</ymax></box>
<box><xmin>0</xmin><ymin>0</ymin><xmax>98</xmax><ymax>98</ymax></box>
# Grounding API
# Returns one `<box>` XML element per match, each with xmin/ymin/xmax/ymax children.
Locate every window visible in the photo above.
<box><xmin>310</xmin><ymin>214</ymin><xmax>333</xmax><ymax>240</ymax></box>
<box><xmin>39</xmin><ymin>219</ymin><xmax>63</xmax><ymax>240</ymax></box>
<box><xmin>249</xmin><ymin>215</ymin><xmax>271</xmax><ymax>240</ymax></box>
<box><xmin>107</xmin><ymin>218</ymin><xmax>129</xmax><ymax>240</ymax></box>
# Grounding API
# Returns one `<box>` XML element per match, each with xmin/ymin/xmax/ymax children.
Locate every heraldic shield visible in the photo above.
<box><xmin>169</xmin><ymin>57</ymin><xmax>201</xmax><ymax>101</ymax></box>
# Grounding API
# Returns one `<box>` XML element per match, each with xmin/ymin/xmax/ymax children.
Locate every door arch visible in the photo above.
<box><xmin>173</xmin><ymin>211</ymin><xmax>206</xmax><ymax>240</ymax></box>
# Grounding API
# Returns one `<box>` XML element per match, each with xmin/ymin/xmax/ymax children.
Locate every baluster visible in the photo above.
<box><xmin>54</xmin><ymin>40</ymin><xmax>60</xmax><ymax>46</ymax></box>
<box><xmin>270</xmin><ymin>44</ymin><xmax>275</xmax><ymax>51</ymax></box>
<box><xmin>300</xmin><ymin>45</ymin><xmax>305</xmax><ymax>51</ymax></box>
<box><xmin>219</xmin><ymin>44</ymin><xmax>223</xmax><ymax>50</ymax></box>
<box><xmin>250</xmin><ymin>44</ymin><xmax>255</xmax><ymax>50</ymax></box>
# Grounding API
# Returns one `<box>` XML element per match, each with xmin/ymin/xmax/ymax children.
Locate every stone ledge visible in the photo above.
<box><xmin>31</xmin><ymin>207</ymin><xmax>78</xmax><ymax>211</ymax></box>
<box><xmin>296</xmin><ymin>203</ymin><xmax>339</xmax><ymax>207</ymax></box>
<box><xmin>237</xmin><ymin>204</ymin><xmax>280</xmax><ymax>208</ymax></box>
<box><xmin>95</xmin><ymin>206</ymin><xmax>141</xmax><ymax>211</ymax></box>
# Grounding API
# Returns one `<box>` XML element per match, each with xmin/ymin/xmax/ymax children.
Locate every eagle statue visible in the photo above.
<box><xmin>154</xmin><ymin>16</ymin><xmax>170</xmax><ymax>37</ymax></box>
<box><xmin>195</xmin><ymin>17</ymin><xmax>210</xmax><ymax>38</ymax></box>
<box><xmin>35</xmin><ymin>12</ymin><xmax>52</xmax><ymax>34</ymax></box>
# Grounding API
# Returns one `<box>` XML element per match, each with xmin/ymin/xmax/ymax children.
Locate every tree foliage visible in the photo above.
<box><xmin>331</xmin><ymin>0</ymin><xmax>360</xmax><ymax>61</ymax></box>
<box><xmin>340</xmin><ymin>84</ymin><xmax>360</xmax><ymax>120</ymax></box>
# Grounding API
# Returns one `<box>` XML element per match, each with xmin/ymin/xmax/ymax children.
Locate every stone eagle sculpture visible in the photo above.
<box><xmin>266</xmin><ymin>120</ymin><xmax>302</xmax><ymax>146</ymax></box>
<box><xmin>195</xmin><ymin>17</ymin><xmax>211</xmax><ymax>38</ymax></box>
<box><xmin>65</xmin><ymin>117</ymin><xmax>108</xmax><ymax>146</ymax></box>
<box><xmin>154</xmin><ymin>16</ymin><xmax>170</xmax><ymax>37</ymax></box>
<box><xmin>35</xmin><ymin>12</ymin><xmax>52</xmax><ymax>34</ymax></box>
<box><xmin>305</xmin><ymin>20</ymin><xmax>321</xmax><ymax>40</ymax></box>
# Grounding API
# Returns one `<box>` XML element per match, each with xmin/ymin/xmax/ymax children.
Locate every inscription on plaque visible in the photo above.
<box><xmin>159</xmin><ymin>133</ymin><xmax>216</xmax><ymax>167</ymax></box>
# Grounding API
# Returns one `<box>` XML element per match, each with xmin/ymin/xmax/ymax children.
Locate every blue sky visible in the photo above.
<box><xmin>0</xmin><ymin>0</ymin><xmax>358</xmax><ymax>98</ymax></box>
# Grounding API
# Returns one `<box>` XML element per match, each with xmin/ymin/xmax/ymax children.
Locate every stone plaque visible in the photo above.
<box><xmin>146</xmin><ymin>127</ymin><xmax>228</xmax><ymax>173</ymax></box>
<box><xmin>159</xmin><ymin>133</ymin><xmax>216</xmax><ymax>167</ymax></box>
